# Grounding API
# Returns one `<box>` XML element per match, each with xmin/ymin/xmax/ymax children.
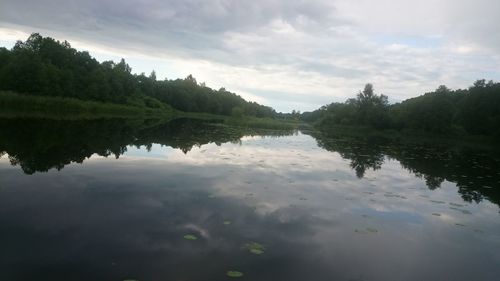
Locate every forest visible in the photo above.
<box><xmin>1</xmin><ymin>33</ymin><xmax>499</xmax><ymax>138</ymax></box>
<box><xmin>302</xmin><ymin>81</ymin><xmax>500</xmax><ymax>137</ymax></box>
<box><xmin>0</xmin><ymin>33</ymin><xmax>276</xmax><ymax>118</ymax></box>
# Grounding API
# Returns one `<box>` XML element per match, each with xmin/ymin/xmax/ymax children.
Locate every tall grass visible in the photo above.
<box><xmin>0</xmin><ymin>91</ymin><xmax>173</xmax><ymax>119</ymax></box>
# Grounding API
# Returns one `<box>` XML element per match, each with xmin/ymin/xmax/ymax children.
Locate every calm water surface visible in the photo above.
<box><xmin>0</xmin><ymin>118</ymin><xmax>499</xmax><ymax>281</ymax></box>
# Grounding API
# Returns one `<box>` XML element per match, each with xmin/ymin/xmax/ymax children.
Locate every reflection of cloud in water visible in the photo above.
<box><xmin>2</xmin><ymin>124</ymin><xmax>500</xmax><ymax>280</ymax></box>
<box><xmin>80</xmin><ymin>132</ymin><xmax>500</xmax><ymax>233</ymax></box>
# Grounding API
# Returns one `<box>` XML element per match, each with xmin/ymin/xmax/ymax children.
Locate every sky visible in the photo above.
<box><xmin>1</xmin><ymin>0</ymin><xmax>499</xmax><ymax>112</ymax></box>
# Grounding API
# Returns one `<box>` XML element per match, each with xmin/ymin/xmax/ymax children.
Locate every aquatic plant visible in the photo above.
<box><xmin>226</xmin><ymin>271</ymin><xmax>244</xmax><ymax>277</ymax></box>
<box><xmin>244</xmin><ymin>242</ymin><xmax>265</xmax><ymax>255</ymax></box>
<box><xmin>183</xmin><ymin>234</ymin><xmax>198</xmax><ymax>240</ymax></box>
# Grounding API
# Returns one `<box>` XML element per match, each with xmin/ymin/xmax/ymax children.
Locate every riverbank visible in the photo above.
<box><xmin>309</xmin><ymin>124</ymin><xmax>500</xmax><ymax>150</ymax></box>
<box><xmin>0</xmin><ymin>91</ymin><xmax>301</xmax><ymax>131</ymax></box>
<box><xmin>0</xmin><ymin>91</ymin><xmax>174</xmax><ymax>119</ymax></box>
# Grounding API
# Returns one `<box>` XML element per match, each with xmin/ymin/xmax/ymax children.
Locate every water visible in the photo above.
<box><xmin>0</xmin><ymin>118</ymin><xmax>499</xmax><ymax>281</ymax></box>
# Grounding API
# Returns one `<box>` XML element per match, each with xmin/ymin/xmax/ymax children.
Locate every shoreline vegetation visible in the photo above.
<box><xmin>304</xmin><ymin>125</ymin><xmax>500</xmax><ymax>151</ymax></box>
<box><xmin>301</xmin><ymin>82</ymin><xmax>500</xmax><ymax>142</ymax></box>
<box><xmin>0</xmin><ymin>91</ymin><xmax>173</xmax><ymax>119</ymax></box>
<box><xmin>0</xmin><ymin>33</ymin><xmax>298</xmax><ymax>130</ymax></box>
<box><xmin>0</xmin><ymin>33</ymin><xmax>498</xmax><ymax>141</ymax></box>
<box><xmin>0</xmin><ymin>91</ymin><xmax>300</xmax><ymax>130</ymax></box>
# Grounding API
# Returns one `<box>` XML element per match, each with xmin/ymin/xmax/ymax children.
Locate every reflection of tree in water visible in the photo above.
<box><xmin>0</xmin><ymin>118</ymin><xmax>293</xmax><ymax>174</ymax></box>
<box><xmin>348</xmin><ymin>153</ymin><xmax>384</xmax><ymax>178</ymax></box>
<box><xmin>307</xmin><ymin>130</ymin><xmax>500</xmax><ymax>207</ymax></box>
<box><xmin>313</xmin><ymin>134</ymin><xmax>385</xmax><ymax>178</ymax></box>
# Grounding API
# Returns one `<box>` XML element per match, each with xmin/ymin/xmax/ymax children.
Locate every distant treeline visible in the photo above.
<box><xmin>0</xmin><ymin>33</ymin><xmax>276</xmax><ymax>117</ymax></box>
<box><xmin>302</xmin><ymin>81</ymin><xmax>500</xmax><ymax>137</ymax></box>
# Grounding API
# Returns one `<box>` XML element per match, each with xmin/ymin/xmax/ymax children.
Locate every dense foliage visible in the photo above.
<box><xmin>0</xmin><ymin>33</ymin><xmax>276</xmax><ymax>117</ymax></box>
<box><xmin>303</xmin><ymin>81</ymin><xmax>500</xmax><ymax>137</ymax></box>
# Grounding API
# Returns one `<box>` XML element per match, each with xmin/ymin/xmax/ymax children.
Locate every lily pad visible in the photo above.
<box><xmin>223</xmin><ymin>220</ymin><xmax>232</xmax><ymax>225</ymax></box>
<box><xmin>244</xmin><ymin>242</ymin><xmax>265</xmax><ymax>255</ymax></box>
<box><xmin>250</xmin><ymin>248</ymin><xmax>264</xmax><ymax>255</ymax></box>
<box><xmin>227</xmin><ymin>271</ymin><xmax>244</xmax><ymax>278</ymax></box>
<box><xmin>183</xmin><ymin>234</ymin><xmax>198</xmax><ymax>240</ymax></box>
<box><xmin>432</xmin><ymin>213</ymin><xmax>441</xmax><ymax>216</ymax></box>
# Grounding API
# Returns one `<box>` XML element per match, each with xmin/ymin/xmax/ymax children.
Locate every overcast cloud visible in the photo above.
<box><xmin>1</xmin><ymin>0</ymin><xmax>499</xmax><ymax>112</ymax></box>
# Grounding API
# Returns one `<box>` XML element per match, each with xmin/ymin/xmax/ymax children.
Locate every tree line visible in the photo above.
<box><xmin>0</xmin><ymin>33</ymin><xmax>276</xmax><ymax>118</ymax></box>
<box><xmin>302</xmin><ymin>81</ymin><xmax>500</xmax><ymax>137</ymax></box>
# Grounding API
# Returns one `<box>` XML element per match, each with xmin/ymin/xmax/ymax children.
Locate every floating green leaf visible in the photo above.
<box><xmin>223</xmin><ymin>220</ymin><xmax>232</xmax><ymax>225</ymax></box>
<box><xmin>244</xmin><ymin>242</ymin><xmax>265</xmax><ymax>255</ymax></box>
<box><xmin>250</xmin><ymin>248</ymin><xmax>264</xmax><ymax>255</ymax></box>
<box><xmin>183</xmin><ymin>234</ymin><xmax>198</xmax><ymax>240</ymax></box>
<box><xmin>226</xmin><ymin>271</ymin><xmax>244</xmax><ymax>277</ymax></box>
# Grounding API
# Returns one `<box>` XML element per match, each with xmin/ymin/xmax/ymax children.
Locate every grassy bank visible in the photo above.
<box><xmin>0</xmin><ymin>91</ymin><xmax>174</xmax><ymax>119</ymax></box>
<box><xmin>313</xmin><ymin>124</ymin><xmax>500</xmax><ymax>149</ymax></box>
<box><xmin>0</xmin><ymin>91</ymin><xmax>301</xmax><ymax>132</ymax></box>
<box><xmin>175</xmin><ymin>111</ymin><xmax>302</xmax><ymax>131</ymax></box>
<box><xmin>224</xmin><ymin>116</ymin><xmax>300</xmax><ymax>130</ymax></box>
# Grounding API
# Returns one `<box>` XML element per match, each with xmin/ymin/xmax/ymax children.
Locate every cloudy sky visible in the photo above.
<box><xmin>1</xmin><ymin>0</ymin><xmax>499</xmax><ymax>112</ymax></box>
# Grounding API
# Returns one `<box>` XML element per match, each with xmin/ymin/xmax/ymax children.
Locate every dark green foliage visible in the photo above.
<box><xmin>390</xmin><ymin>85</ymin><xmax>465</xmax><ymax>134</ymax></box>
<box><xmin>304</xmin><ymin>81</ymin><xmax>500</xmax><ymax>137</ymax></box>
<box><xmin>0</xmin><ymin>33</ymin><xmax>276</xmax><ymax>118</ymax></box>
<box><xmin>0</xmin><ymin>91</ymin><xmax>169</xmax><ymax>119</ymax></box>
<box><xmin>455</xmin><ymin>80</ymin><xmax>500</xmax><ymax>136</ymax></box>
<box><xmin>311</xmin><ymin>84</ymin><xmax>391</xmax><ymax>130</ymax></box>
